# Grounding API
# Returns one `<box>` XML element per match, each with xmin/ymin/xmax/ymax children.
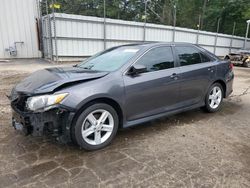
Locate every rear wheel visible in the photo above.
<box><xmin>72</xmin><ymin>103</ymin><xmax>119</xmax><ymax>151</ymax></box>
<box><xmin>204</xmin><ymin>83</ymin><xmax>224</xmax><ymax>113</ymax></box>
<box><xmin>243</xmin><ymin>59</ymin><xmax>250</xmax><ymax>68</ymax></box>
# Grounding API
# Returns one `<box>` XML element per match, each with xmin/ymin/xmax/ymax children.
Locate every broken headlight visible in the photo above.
<box><xmin>26</xmin><ymin>93</ymin><xmax>68</xmax><ymax>112</ymax></box>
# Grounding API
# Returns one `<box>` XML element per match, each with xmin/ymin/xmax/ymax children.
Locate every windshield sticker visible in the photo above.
<box><xmin>123</xmin><ymin>49</ymin><xmax>139</xmax><ymax>53</ymax></box>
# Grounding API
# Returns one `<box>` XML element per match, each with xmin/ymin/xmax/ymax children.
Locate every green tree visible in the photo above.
<box><xmin>40</xmin><ymin>0</ymin><xmax>250</xmax><ymax>37</ymax></box>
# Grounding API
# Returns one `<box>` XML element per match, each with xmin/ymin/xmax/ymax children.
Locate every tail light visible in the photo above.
<box><xmin>229</xmin><ymin>62</ymin><xmax>233</xmax><ymax>70</ymax></box>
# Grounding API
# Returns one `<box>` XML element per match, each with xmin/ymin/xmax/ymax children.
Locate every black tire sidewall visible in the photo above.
<box><xmin>205</xmin><ymin>83</ymin><xmax>224</xmax><ymax>113</ymax></box>
<box><xmin>73</xmin><ymin>103</ymin><xmax>119</xmax><ymax>151</ymax></box>
<box><xmin>243</xmin><ymin>60</ymin><xmax>250</xmax><ymax>68</ymax></box>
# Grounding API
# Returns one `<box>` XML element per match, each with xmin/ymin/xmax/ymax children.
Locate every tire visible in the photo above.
<box><xmin>224</xmin><ymin>56</ymin><xmax>230</xmax><ymax>60</ymax></box>
<box><xmin>204</xmin><ymin>83</ymin><xmax>224</xmax><ymax>113</ymax></box>
<box><xmin>243</xmin><ymin>60</ymin><xmax>250</xmax><ymax>68</ymax></box>
<box><xmin>72</xmin><ymin>103</ymin><xmax>119</xmax><ymax>151</ymax></box>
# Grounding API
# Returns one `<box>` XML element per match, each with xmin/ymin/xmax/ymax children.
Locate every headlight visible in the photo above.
<box><xmin>26</xmin><ymin>93</ymin><xmax>68</xmax><ymax>112</ymax></box>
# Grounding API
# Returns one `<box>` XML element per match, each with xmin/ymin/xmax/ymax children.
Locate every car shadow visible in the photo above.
<box><xmin>113</xmin><ymin>99</ymin><xmax>242</xmax><ymax>145</ymax></box>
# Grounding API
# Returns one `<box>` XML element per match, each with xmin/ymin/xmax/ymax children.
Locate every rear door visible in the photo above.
<box><xmin>123</xmin><ymin>45</ymin><xmax>181</xmax><ymax>121</ymax></box>
<box><xmin>174</xmin><ymin>45</ymin><xmax>216</xmax><ymax>107</ymax></box>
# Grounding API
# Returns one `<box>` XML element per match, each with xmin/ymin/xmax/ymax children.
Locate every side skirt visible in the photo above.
<box><xmin>123</xmin><ymin>102</ymin><xmax>204</xmax><ymax>128</ymax></box>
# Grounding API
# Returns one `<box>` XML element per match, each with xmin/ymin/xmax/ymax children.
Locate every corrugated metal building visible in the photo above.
<box><xmin>42</xmin><ymin>13</ymin><xmax>250</xmax><ymax>61</ymax></box>
<box><xmin>0</xmin><ymin>0</ymin><xmax>41</xmax><ymax>59</ymax></box>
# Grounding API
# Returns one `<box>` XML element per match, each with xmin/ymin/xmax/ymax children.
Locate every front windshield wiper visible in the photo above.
<box><xmin>80</xmin><ymin>64</ymin><xmax>94</xmax><ymax>70</ymax></box>
<box><xmin>74</xmin><ymin>65</ymin><xmax>98</xmax><ymax>71</ymax></box>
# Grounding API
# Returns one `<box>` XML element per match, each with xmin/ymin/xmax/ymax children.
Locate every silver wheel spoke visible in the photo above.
<box><xmin>209</xmin><ymin>95</ymin><xmax>213</xmax><ymax>100</ymax></box>
<box><xmin>213</xmin><ymin>87</ymin><xmax>217</xmax><ymax>95</ymax></box>
<box><xmin>82</xmin><ymin>127</ymin><xmax>94</xmax><ymax>138</ymax></box>
<box><xmin>94</xmin><ymin>131</ymin><xmax>101</xmax><ymax>144</ymax></box>
<box><xmin>101</xmin><ymin>124</ymin><xmax>113</xmax><ymax>132</ymax></box>
<box><xmin>211</xmin><ymin>100</ymin><xmax>215</xmax><ymax>107</ymax></box>
<box><xmin>215</xmin><ymin>99</ymin><xmax>220</xmax><ymax>105</ymax></box>
<box><xmin>98</xmin><ymin>111</ymin><xmax>109</xmax><ymax>124</ymax></box>
<box><xmin>87</xmin><ymin>113</ymin><xmax>97</xmax><ymax>125</ymax></box>
<box><xmin>216</xmin><ymin>90</ymin><xmax>221</xmax><ymax>97</ymax></box>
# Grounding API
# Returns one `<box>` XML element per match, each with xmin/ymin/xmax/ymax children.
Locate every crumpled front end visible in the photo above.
<box><xmin>10</xmin><ymin>91</ymin><xmax>75</xmax><ymax>143</ymax></box>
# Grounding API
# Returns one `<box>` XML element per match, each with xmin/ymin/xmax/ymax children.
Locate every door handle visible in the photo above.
<box><xmin>170</xmin><ymin>73</ymin><xmax>178</xmax><ymax>80</ymax></box>
<box><xmin>208</xmin><ymin>67</ymin><xmax>214</xmax><ymax>73</ymax></box>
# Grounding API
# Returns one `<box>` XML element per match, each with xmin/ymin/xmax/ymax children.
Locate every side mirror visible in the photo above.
<box><xmin>128</xmin><ymin>64</ymin><xmax>147</xmax><ymax>76</ymax></box>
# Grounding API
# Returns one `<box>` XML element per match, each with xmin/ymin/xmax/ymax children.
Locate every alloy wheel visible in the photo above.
<box><xmin>81</xmin><ymin>109</ymin><xmax>114</xmax><ymax>145</ymax></box>
<box><xmin>208</xmin><ymin>86</ymin><xmax>222</xmax><ymax>109</ymax></box>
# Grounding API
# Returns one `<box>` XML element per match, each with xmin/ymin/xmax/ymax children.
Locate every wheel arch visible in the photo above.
<box><xmin>71</xmin><ymin>97</ymin><xmax>124</xmax><ymax>130</ymax></box>
<box><xmin>212</xmin><ymin>80</ymin><xmax>227</xmax><ymax>98</ymax></box>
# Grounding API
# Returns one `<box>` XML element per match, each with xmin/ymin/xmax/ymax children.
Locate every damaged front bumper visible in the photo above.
<box><xmin>11</xmin><ymin>103</ymin><xmax>75</xmax><ymax>143</ymax></box>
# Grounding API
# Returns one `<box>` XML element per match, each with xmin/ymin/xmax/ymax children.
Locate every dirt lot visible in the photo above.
<box><xmin>0</xmin><ymin>59</ymin><xmax>250</xmax><ymax>188</ymax></box>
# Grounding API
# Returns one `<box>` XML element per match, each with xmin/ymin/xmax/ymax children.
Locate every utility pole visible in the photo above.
<box><xmin>200</xmin><ymin>0</ymin><xmax>208</xmax><ymax>30</ymax></box>
<box><xmin>196</xmin><ymin>15</ymin><xmax>201</xmax><ymax>44</ymax></box>
<box><xmin>229</xmin><ymin>22</ymin><xmax>236</xmax><ymax>53</ymax></box>
<box><xmin>172</xmin><ymin>3</ymin><xmax>176</xmax><ymax>42</ymax></box>
<box><xmin>45</xmin><ymin>0</ymin><xmax>49</xmax><ymax>16</ymax></box>
<box><xmin>213</xmin><ymin>18</ymin><xmax>221</xmax><ymax>54</ymax></box>
<box><xmin>244</xmin><ymin>20</ymin><xmax>250</xmax><ymax>49</ymax></box>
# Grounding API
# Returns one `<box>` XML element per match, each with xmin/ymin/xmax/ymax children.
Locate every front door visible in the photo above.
<box><xmin>123</xmin><ymin>46</ymin><xmax>181</xmax><ymax>121</ymax></box>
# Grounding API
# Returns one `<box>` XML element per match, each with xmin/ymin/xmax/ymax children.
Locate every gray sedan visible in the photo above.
<box><xmin>10</xmin><ymin>42</ymin><xmax>234</xmax><ymax>150</ymax></box>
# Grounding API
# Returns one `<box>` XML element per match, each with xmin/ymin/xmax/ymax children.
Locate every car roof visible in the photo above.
<box><xmin>118</xmin><ymin>42</ymin><xmax>219</xmax><ymax>61</ymax></box>
<box><xmin>119</xmin><ymin>42</ymin><xmax>197</xmax><ymax>48</ymax></box>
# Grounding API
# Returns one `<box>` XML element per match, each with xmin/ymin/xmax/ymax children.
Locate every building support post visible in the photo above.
<box><xmin>143</xmin><ymin>0</ymin><xmax>147</xmax><ymax>41</ymax></box>
<box><xmin>103</xmin><ymin>0</ymin><xmax>106</xmax><ymax>50</ymax></box>
<box><xmin>51</xmin><ymin>0</ymin><xmax>58</xmax><ymax>62</ymax></box>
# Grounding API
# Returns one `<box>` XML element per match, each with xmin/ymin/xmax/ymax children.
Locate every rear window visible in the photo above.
<box><xmin>176</xmin><ymin>46</ymin><xmax>202</xmax><ymax>66</ymax></box>
<box><xmin>176</xmin><ymin>46</ymin><xmax>213</xmax><ymax>66</ymax></box>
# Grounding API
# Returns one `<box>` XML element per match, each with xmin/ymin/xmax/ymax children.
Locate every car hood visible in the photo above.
<box><xmin>14</xmin><ymin>67</ymin><xmax>109</xmax><ymax>94</ymax></box>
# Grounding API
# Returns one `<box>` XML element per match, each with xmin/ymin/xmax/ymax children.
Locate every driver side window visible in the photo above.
<box><xmin>135</xmin><ymin>46</ymin><xmax>175</xmax><ymax>73</ymax></box>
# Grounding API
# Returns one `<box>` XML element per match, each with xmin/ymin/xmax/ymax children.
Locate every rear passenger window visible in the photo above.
<box><xmin>136</xmin><ymin>46</ymin><xmax>174</xmax><ymax>72</ymax></box>
<box><xmin>176</xmin><ymin>46</ymin><xmax>205</xmax><ymax>66</ymax></box>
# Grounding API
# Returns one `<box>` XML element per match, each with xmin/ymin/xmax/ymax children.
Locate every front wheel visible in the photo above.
<box><xmin>204</xmin><ymin>83</ymin><xmax>224</xmax><ymax>113</ymax></box>
<box><xmin>72</xmin><ymin>103</ymin><xmax>119</xmax><ymax>151</ymax></box>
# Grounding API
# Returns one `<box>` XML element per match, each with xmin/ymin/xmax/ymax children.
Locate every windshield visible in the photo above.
<box><xmin>77</xmin><ymin>46</ymin><xmax>140</xmax><ymax>72</ymax></box>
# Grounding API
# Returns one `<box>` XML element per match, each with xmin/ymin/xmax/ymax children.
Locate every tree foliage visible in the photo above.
<box><xmin>41</xmin><ymin>0</ymin><xmax>250</xmax><ymax>37</ymax></box>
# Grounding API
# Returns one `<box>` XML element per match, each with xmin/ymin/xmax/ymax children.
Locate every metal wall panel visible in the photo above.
<box><xmin>217</xmin><ymin>37</ymin><xmax>231</xmax><ymax>46</ymax></box>
<box><xmin>215</xmin><ymin>47</ymin><xmax>230</xmax><ymax>56</ymax></box>
<box><xmin>42</xmin><ymin>13</ymin><xmax>250</xmax><ymax>61</ymax></box>
<box><xmin>175</xmin><ymin>30</ymin><xmax>197</xmax><ymax>43</ymax></box>
<box><xmin>146</xmin><ymin>27</ymin><xmax>173</xmax><ymax>41</ymax></box>
<box><xmin>232</xmin><ymin>39</ymin><xmax>245</xmax><ymax>48</ymax></box>
<box><xmin>0</xmin><ymin>0</ymin><xmax>41</xmax><ymax>58</ymax></box>
<box><xmin>198</xmin><ymin>34</ymin><xmax>215</xmax><ymax>46</ymax></box>
<box><xmin>106</xmin><ymin>24</ymin><xmax>143</xmax><ymax>41</ymax></box>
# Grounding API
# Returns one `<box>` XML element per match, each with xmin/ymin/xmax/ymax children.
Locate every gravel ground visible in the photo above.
<box><xmin>0</xmin><ymin>59</ymin><xmax>250</xmax><ymax>188</ymax></box>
